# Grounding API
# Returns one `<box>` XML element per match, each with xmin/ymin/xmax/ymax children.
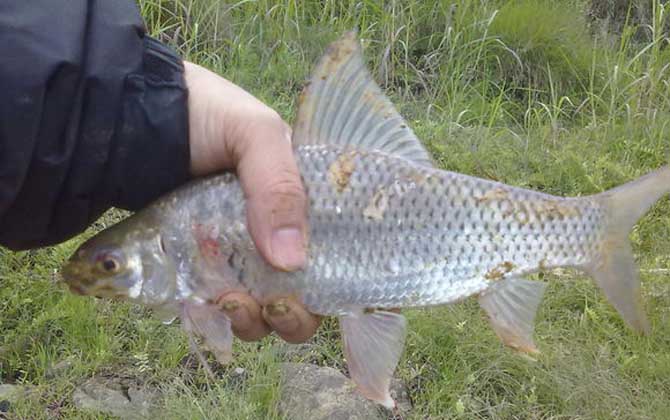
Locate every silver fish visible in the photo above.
<box><xmin>61</xmin><ymin>32</ymin><xmax>670</xmax><ymax>408</ymax></box>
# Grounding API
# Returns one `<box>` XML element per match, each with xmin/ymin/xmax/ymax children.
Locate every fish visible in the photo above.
<box><xmin>61</xmin><ymin>32</ymin><xmax>670</xmax><ymax>409</ymax></box>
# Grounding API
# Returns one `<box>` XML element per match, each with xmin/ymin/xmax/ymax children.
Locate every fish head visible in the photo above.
<box><xmin>61</xmin><ymin>216</ymin><xmax>175</xmax><ymax>303</ymax></box>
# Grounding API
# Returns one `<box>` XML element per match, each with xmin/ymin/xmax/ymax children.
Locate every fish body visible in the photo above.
<box><xmin>158</xmin><ymin>144</ymin><xmax>599</xmax><ymax>315</ymax></box>
<box><xmin>62</xmin><ymin>33</ymin><xmax>670</xmax><ymax>408</ymax></box>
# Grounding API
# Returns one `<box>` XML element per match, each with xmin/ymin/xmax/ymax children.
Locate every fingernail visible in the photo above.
<box><xmin>265</xmin><ymin>301</ymin><xmax>290</xmax><ymax>317</ymax></box>
<box><xmin>219</xmin><ymin>300</ymin><xmax>240</xmax><ymax>312</ymax></box>
<box><xmin>264</xmin><ymin>301</ymin><xmax>299</xmax><ymax>332</ymax></box>
<box><xmin>271</xmin><ymin>227</ymin><xmax>306</xmax><ymax>271</ymax></box>
<box><xmin>219</xmin><ymin>300</ymin><xmax>251</xmax><ymax>328</ymax></box>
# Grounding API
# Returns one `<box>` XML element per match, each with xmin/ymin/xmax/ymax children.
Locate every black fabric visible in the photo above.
<box><xmin>0</xmin><ymin>1</ymin><xmax>190</xmax><ymax>250</ymax></box>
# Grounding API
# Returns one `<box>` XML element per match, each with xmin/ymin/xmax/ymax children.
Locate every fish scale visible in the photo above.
<box><xmin>221</xmin><ymin>144</ymin><xmax>602</xmax><ymax>315</ymax></box>
<box><xmin>168</xmin><ymin>141</ymin><xmax>605</xmax><ymax>315</ymax></box>
<box><xmin>61</xmin><ymin>32</ymin><xmax>670</xmax><ymax>409</ymax></box>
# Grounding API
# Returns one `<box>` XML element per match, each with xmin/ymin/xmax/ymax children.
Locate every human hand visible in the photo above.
<box><xmin>184</xmin><ymin>61</ymin><xmax>321</xmax><ymax>343</ymax></box>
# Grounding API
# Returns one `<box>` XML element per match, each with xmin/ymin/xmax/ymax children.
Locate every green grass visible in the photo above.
<box><xmin>2</xmin><ymin>0</ymin><xmax>670</xmax><ymax>418</ymax></box>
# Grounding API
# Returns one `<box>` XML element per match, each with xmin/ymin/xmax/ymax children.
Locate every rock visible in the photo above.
<box><xmin>278</xmin><ymin>363</ymin><xmax>383</xmax><ymax>420</ymax></box>
<box><xmin>388</xmin><ymin>379</ymin><xmax>412</xmax><ymax>418</ymax></box>
<box><xmin>0</xmin><ymin>384</ymin><xmax>31</xmax><ymax>403</ymax></box>
<box><xmin>276</xmin><ymin>342</ymin><xmax>319</xmax><ymax>362</ymax></box>
<box><xmin>0</xmin><ymin>384</ymin><xmax>28</xmax><ymax>403</ymax></box>
<box><xmin>226</xmin><ymin>366</ymin><xmax>248</xmax><ymax>386</ymax></box>
<box><xmin>0</xmin><ymin>399</ymin><xmax>10</xmax><ymax>414</ymax></box>
<box><xmin>72</xmin><ymin>377</ymin><xmax>157</xmax><ymax>419</ymax></box>
<box><xmin>0</xmin><ymin>384</ymin><xmax>30</xmax><ymax>414</ymax></box>
<box><xmin>45</xmin><ymin>357</ymin><xmax>75</xmax><ymax>379</ymax></box>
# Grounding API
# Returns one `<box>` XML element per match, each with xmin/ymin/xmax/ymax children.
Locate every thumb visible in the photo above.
<box><xmin>235</xmin><ymin>117</ymin><xmax>308</xmax><ymax>271</ymax></box>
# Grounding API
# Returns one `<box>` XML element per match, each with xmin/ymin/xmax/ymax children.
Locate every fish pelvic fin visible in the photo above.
<box><xmin>479</xmin><ymin>277</ymin><xmax>547</xmax><ymax>354</ymax></box>
<box><xmin>587</xmin><ymin>165</ymin><xmax>670</xmax><ymax>334</ymax></box>
<box><xmin>181</xmin><ymin>302</ymin><xmax>234</xmax><ymax>376</ymax></box>
<box><xmin>340</xmin><ymin>309</ymin><xmax>407</xmax><ymax>409</ymax></box>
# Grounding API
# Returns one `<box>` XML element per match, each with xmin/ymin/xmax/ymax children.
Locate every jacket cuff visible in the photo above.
<box><xmin>112</xmin><ymin>36</ymin><xmax>191</xmax><ymax>211</ymax></box>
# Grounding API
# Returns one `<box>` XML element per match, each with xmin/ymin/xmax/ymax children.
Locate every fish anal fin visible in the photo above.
<box><xmin>152</xmin><ymin>304</ymin><xmax>179</xmax><ymax>325</ymax></box>
<box><xmin>479</xmin><ymin>278</ymin><xmax>547</xmax><ymax>354</ymax></box>
<box><xmin>340</xmin><ymin>309</ymin><xmax>407</xmax><ymax>409</ymax></box>
<box><xmin>293</xmin><ymin>32</ymin><xmax>433</xmax><ymax>166</ymax></box>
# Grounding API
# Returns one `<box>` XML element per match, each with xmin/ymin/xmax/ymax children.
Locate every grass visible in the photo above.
<box><xmin>2</xmin><ymin>0</ymin><xmax>670</xmax><ymax>418</ymax></box>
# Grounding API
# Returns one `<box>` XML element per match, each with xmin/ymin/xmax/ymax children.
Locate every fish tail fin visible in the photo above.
<box><xmin>587</xmin><ymin>165</ymin><xmax>670</xmax><ymax>334</ymax></box>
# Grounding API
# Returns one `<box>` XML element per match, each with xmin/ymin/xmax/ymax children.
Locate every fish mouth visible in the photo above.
<box><xmin>61</xmin><ymin>262</ymin><xmax>103</xmax><ymax>296</ymax></box>
<box><xmin>91</xmin><ymin>285</ymin><xmax>128</xmax><ymax>299</ymax></box>
<box><xmin>68</xmin><ymin>284</ymin><xmax>86</xmax><ymax>296</ymax></box>
<box><xmin>61</xmin><ymin>260</ymin><xmax>130</xmax><ymax>299</ymax></box>
<box><xmin>61</xmin><ymin>262</ymin><xmax>90</xmax><ymax>289</ymax></box>
<box><xmin>65</xmin><ymin>278</ymin><xmax>127</xmax><ymax>299</ymax></box>
<box><xmin>61</xmin><ymin>260</ymin><xmax>85</xmax><ymax>279</ymax></box>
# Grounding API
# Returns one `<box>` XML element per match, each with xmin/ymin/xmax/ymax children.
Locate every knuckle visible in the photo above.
<box><xmin>282</xmin><ymin>334</ymin><xmax>309</xmax><ymax>345</ymax></box>
<box><xmin>250</xmin><ymin>172</ymin><xmax>307</xmax><ymax>216</ymax></box>
<box><xmin>247</xmin><ymin>111</ymin><xmax>291</xmax><ymax>142</ymax></box>
<box><xmin>281</xmin><ymin>318</ymin><xmax>321</xmax><ymax>344</ymax></box>
<box><xmin>232</xmin><ymin>111</ymin><xmax>291</xmax><ymax>159</ymax></box>
<box><xmin>235</xmin><ymin>328</ymin><xmax>270</xmax><ymax>342</ymax></box>
<box><xmin>267</xmin><ymin>184</ymin><xmax>307</xmax><ymax>219</ymax></box>
<box><xmin>266</xmin><ymin>175</ymin><xmax>305</xmax><ymax>202</ymax></box>
<box><xmin>261</xmin><ymin>109</ymin><xmax>291</xmax><ymax>134</ymax></box>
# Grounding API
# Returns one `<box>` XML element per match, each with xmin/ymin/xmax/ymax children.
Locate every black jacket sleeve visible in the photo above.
<box><xmin>0</xmin><ymin>1</ymin><xmax>191</xmax><ymax>250</ymax></box>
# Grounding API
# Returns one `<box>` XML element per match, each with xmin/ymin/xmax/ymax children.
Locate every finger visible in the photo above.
<box><xmin>184</xmin><ymin>63</ymin><xmax>308</xmax><ymax>271</ymax></box>
<box><xmin>234</xmin><ymin>117</ymin><xmax>309</xmax><ymax>271</ymax></box>
<box><xmin>217</xmin><ymin>292</ymin><xmax>271</xmax><ymax>342</ymax></box>
<box><xmin>262</xmin><ymin>297</ymin><xmax>322</xmax><ymax>344</ymax></box>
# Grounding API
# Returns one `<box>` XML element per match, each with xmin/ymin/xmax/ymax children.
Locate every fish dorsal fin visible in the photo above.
<box><xmin>293</xmin><ymin>32</ymin><xmax>433</xmax><ymax>166</ymax></box>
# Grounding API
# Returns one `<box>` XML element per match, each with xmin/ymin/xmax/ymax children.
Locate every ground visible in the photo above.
<box><xmin>1</xmin><ymin>1</ymin><xmax>670</xmax><ymax>418</ymax></box>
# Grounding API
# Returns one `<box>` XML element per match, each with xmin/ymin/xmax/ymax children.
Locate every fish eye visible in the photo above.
<box><xmin>102</xmin><ymin>258</ymin><xmax>118</xmax><ymax>272</ymax></box>
<box><xmin>95</xmin><ymin>253</ymin><xmax>123</xmax><ymax>275</ymax></box>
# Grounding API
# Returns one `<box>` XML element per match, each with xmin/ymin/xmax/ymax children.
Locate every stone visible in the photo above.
<box><xmin>389</xmin><ymin>379</ymin><xmax>413</xmax><ymax>418</ymax></box>
<box><xmin>0</xmin><ymin>399</ymin><xmax>10</xmax><ymax>413</ymax></box>
<box><xmin>276</xmin><ymin>342</ymin><xmax>318</xmax><ymax>361</ymax></box>
<box><xmin>278</xmin><ymin>363</ymin><xmax>383</xmax><ymax>420</ymax></box>
<box><xmin>0</xmin><ymin>384</ymin><xmax>30</xmax><ymax>414</ymax></box>
<box><xmin>72</xmin><ymin>376</ymin><xmax>157</xmax><ymax>419</ymax></box>
<box><xmin>0</xmin><ymin>384</ymin><xmax>28</xmax><ymax>403</ymax></box>
<box><xmin>0</xmin><ymin>384</ymin><xmax>26</xmax><ymax>402</ymax></box>
<box><xmin>45</xmin><ymin>357</ymin><xmax>75</xmax><ymax>379</ymax></box>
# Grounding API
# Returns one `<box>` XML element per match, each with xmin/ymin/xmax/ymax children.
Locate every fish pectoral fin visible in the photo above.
<box><xmin>340</xmin><ymin>309</ymin><xmax>407</xmax><ymax>409</ymax></box>
<box><xmin>292</xmin><ymin>32</ymin><xmax>433</xmax><ymax>167</ymax></box>
<box><xmin>478</xmin><ymin>277</ymin><xmax>547</xmax><ymax>354</ymax></box>
<box><xmin>182</xmin><ymin>303</ymin><xmax>234</xmax><ymax>366</ymax></box>
<box><xmin>151</xmin><ymin>304</ymin><xmax>179</xmax><ymax>325</ymax></box>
